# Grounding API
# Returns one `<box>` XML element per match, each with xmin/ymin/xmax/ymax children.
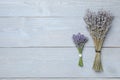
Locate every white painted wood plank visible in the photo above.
<box><xmin>0</xmin><ymin>48</ymin><xmax>119</xmax><ymax>77</ymax></box>
<box><xmin>0</xmin><ymin>17</ymin><xmax>119</xmax><ymax>47</ymax></box>
<box><xmin>0</xmin><ymin>0</ymin><xmax>120</xmax><ymax>16</ymax></box>
<box><xmin>0</xmin><ymin>0</ymin><xmax>120</xmax><ymax>3</ymax></box>
<box><xmin>0</xmin><ymin>78</ymin><xmax>119</xmax><ymax>80</ymax></box>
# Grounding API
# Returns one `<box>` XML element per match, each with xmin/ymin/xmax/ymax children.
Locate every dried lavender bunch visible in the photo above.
<box><xmin>84</xmin><ymin>9</ymin><xmax>114</xmax><ymax>72</ymax></box>
<box><xmin>73</xmin><ymin>33</ymin><xmax>88</xmax><ymax>67</ymax></box>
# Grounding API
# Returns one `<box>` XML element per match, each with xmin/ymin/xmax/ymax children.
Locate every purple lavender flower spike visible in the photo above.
<box><xmin>72</xmin><ymin>33</ymin><xmax>88</xmax><ymax>48</ymax></box>
<box><xmin>72</xmin><ymin>33</ymin><xmax>88</xmax><ymax>67</ymax></box>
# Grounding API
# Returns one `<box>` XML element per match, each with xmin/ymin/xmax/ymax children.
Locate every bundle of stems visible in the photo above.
<box><xmin>84</xmin><ymin>9</ymin><xmax>114</xmax><ymax>72</ymax></box>
<box><xmin>73</xmin><ymin>33</ymin><xmax>88</xmax><ymax>67</ymax></box>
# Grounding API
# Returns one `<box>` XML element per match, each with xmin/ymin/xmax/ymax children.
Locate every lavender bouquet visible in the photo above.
<box><xmin>73</xmin><ymin>33</ymin><xmax>88</xmax><ymax>67</ymax></box>
<box><xmin>84</xmin><ymin>9</ymin><xmax>114</xmax><ymax>72</ymax></box>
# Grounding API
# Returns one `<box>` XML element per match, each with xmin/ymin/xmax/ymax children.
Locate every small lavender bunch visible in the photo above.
<box><xmin>73</xmin><ymin>33</ymin><xmax>88</xmax><ymax>67</ymax></box>
<box><xmin>84</xmin><ymin>9</ymin><xmax>114</xmax><ymax>72</ymax></box>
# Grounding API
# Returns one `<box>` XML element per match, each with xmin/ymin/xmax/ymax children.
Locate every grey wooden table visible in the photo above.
<box><xmin>0</xmin><ymin>0</ymin><xmax>120</xmax><ymax>79</ymax></box>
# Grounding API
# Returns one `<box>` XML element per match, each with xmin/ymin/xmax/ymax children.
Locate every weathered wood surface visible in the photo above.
<box><xmin>0</xmin><ymin>48</ymin><xmax>120</xmax><ymax>77</ymax></box>
<box><xmin>0</xmin><ymin>0</ymin><xmax>120</xmax><ymax>79</ymax></box>
<box><xmin>0</xmin><ymin>17</ymin><xmax>119</xmax><ymax>47</ymax></box>
<box><xmin>0</xmin><ymin>0</ymin><xmax>120</xmax><ymax>17</ymax></box>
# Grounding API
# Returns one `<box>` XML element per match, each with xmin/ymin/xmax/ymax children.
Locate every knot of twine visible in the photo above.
<box><xmin>95</xmin><ymin>50</ymin><xmax>101</xmax><ymax>53</ymax></box>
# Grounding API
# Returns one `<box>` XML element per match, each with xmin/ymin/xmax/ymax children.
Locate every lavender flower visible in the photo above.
<box><xmin>72</xmin><ymin>33</ymin><xmax>88</xmax><ymax>67</ymax></box>
<box><xmin>73</xmin><ymin>33</ymin><xmax>88</xmax><ymax>48</ymax></box>
<box><xmin>84</xmin><ymin>9</ymin><xmax>114</xmax><ymax>72</ymax></box>
<box><xmin>84</xmin><ymin>9</ymin><xmax>114</xmax><ymax>39</ymax></box>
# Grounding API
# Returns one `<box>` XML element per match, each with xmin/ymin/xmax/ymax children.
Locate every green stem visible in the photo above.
<box><xmin>79</xmin><ymin>56</ymin><xmax>83</xmax><ymax>67</ymax></box>
<box><xmin>78</xmin><ymin>47</ymin><xmax>84</xmax><ymax>67</ymax></box>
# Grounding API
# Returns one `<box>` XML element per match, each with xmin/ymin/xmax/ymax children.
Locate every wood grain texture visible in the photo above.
<box><xmin>0</xmin><ymin>78</ymin><xmax>119</xmax><ymax>80</ymax></box>
<box><xmin>0</xmin><ymin>48</ymin><xmax>120</xmax><ymax>77</ymax></box>
<box><xmin>0</xmin><ymin>0</ymin><xmax>120</xmax><ymax>16</ymax></box>
<box><xmin>0</xmin><ymin>17</ymin><xmax>119</xmax><ymax>47</ymax></box>
<box><xmin>0</xmin><ymin>0</ymin><xmax>120</xmax><ymax>79</ymax></box>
